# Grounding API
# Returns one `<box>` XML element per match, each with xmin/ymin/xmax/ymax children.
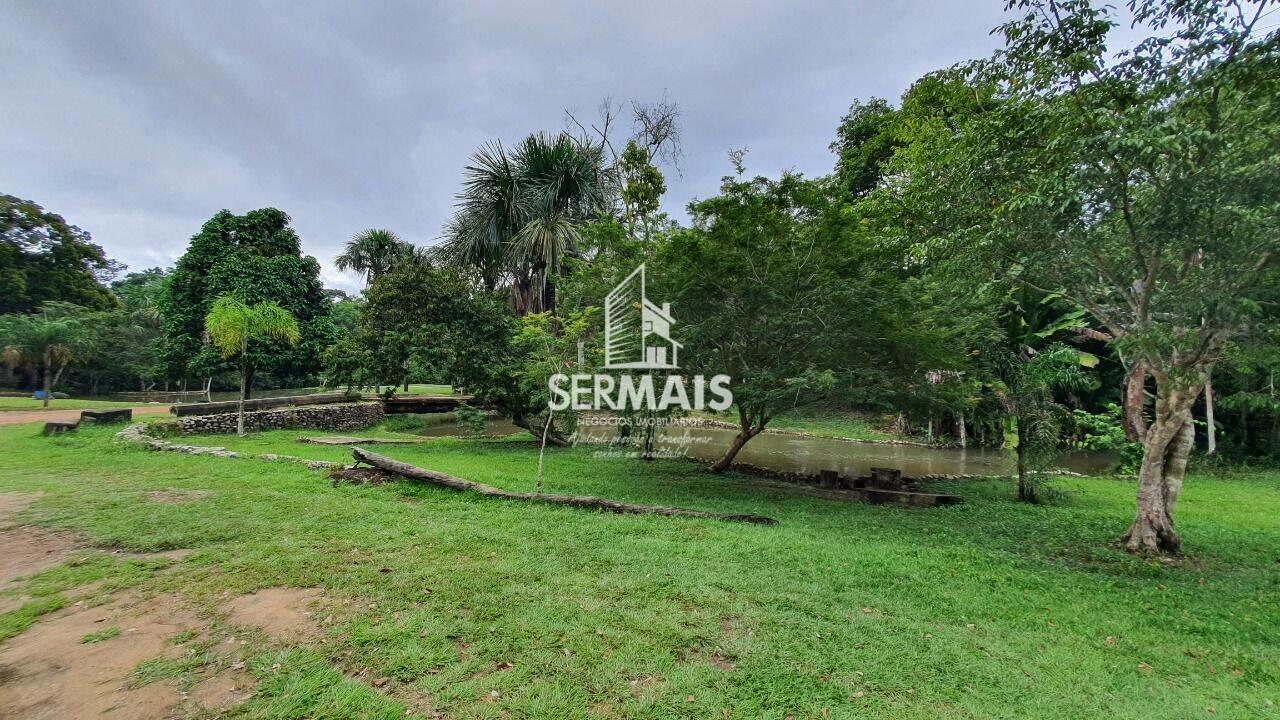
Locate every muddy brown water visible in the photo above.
<box><xmin>416</xmin><ymin>418</ymin><xmax>1118</xmax><ymax>477</ymax></box>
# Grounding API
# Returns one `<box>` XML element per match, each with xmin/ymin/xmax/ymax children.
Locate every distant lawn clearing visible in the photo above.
<box><xmin>693</xmin><ymin>406</ymin><xmax>909</xmax><ymax>443</ymax></box>
<box><xmin>0</xmin><ymin>397</ymin><xmax>147</xmax><ymax>411</ymax></box>
<box><xmin>399</xmin><ymin>383</ymin><xmax>454</xmax><ymax>396</ymax></box>
<box><xmin>0</xmin><ymin>422</ymin><xmax>1275</xmax><ymax>719</ymax></box>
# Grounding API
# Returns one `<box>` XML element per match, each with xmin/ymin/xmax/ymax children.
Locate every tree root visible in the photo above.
<box><xmin>351</xmin><ymin>447</ymin><xmax>778</xmax><ymax>525</ymax></box>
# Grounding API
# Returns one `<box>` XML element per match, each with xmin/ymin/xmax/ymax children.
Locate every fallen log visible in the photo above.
<box><xmin>351</xmin><ymin>447</ymin><xmax>777</xmax><ymax>525</ymax></box>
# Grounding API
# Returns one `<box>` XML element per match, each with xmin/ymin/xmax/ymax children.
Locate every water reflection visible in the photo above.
<box><xmin>418</xmin><ymin>416</ymin><xmax>1117</xmax><ymax>477</ymax></box>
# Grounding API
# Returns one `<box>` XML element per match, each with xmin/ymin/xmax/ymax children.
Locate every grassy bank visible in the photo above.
<box><xmin>764</xmin><ymin>407</ymin><xmax>905</xmax><ymax>442</ymax></box>
<box><xmin>0</xmin><ymin>421</ymin><xmax>1276</xmax><ymax>719</ymax></box>
<box><xmin>0</xmin><ymin>397</ymin><xmax>145</xmax><ymax>411</ymax></box>
<box><xmin>694</xmin><ymin>406</ymin><xmax>910</xmax><ymax>443</ymax></box>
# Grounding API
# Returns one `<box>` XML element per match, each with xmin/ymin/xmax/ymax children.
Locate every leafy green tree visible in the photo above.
<box><xmin>350</xmin><ymin>262</ymin><xmax>580</xmax><ymax>444</ymax></box>
<box><xmin>619</xmin><ymin>139</ymin><xmax>666</xmax><ymax>239</ymax></box>
<box><xmin>890</xmin><ymin>0</ymin><xmax>1279</xmax><ymax>553</ymax></box>
<box><xmin>160</xmin><ymin>208</ymin><xmax>335</xmax><ymax>397</ymax></box>
<box><xmin>82</xmin><ymin>268</ymin><xmax>170</xmax><ymax>394</ymax></box>
<box><xmin>830</xmin><ymin>98</ymin><xmax>899</xmax><ymax>199</ymax></box>
<box><xmin>335</xmin><ymin>229</ymin><xmax>415</xmax><ymax>287</ymax></box>
<box><xmin>512</xmin><ymin>309</ymin><xmax>598</xmax><ymax>487</ymax></box>
<box><xmin>1214</xmin><ymin>318</ymin><xmax>1280</xmax><ymax>459</ymax></box>
<box><xmin>205</xmin><ymin>297</ymin><xmax>301</xmax><ymax>436</ymax></box>
<box><xmin>0</xmin><ymin>194</ymin><xmax>119</xmax><ymax>313</ymax></box>
<box><xmin>993</xmin><ymin>342</ymin><xmax>1094</xmax><ymax>502</ymax></box>
<box><xmin>327</xmin><ymin>293</ymin><xmax>362</xmax><ymax>337</ymax></box>
<box><xmin>0</xmin><ymin>302</ymin><xmax>94</xmax><ymax>406</ymax></box>
<box><xmin>659</xmin><ymin>171</ymin><xmax>845</xmax><ymax>471</ymax></box>
<box><xmin>986</xmin><ymin>287</ymin><xmax>1099</xmax><ymax>500</ymax></box>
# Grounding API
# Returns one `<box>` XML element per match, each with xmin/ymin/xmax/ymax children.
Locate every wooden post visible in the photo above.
<box><xmin>870</xmin><ymin>467</ymin><xmax>903</xmax><ymax>491</ymax></box>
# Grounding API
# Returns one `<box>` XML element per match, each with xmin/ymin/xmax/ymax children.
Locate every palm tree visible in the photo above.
<box><xmin>992</xmin><ymin>287</ymin><xmax>1098</xmax><ymax>502</ymax></box>
<box><xmin>441</xmin><ymin>133</ymin><xmax>613</xmax><ymax>313</ymax></box>
<box><xmin>0</xmin><ymin>303</ymin><xmax>92</xmax><ymax>407</ymax></box>
<box><xmin>440</xmin><ymin>141</ymin><xmax>522</xmax><ymax>293</ymax></box>
<box><xmin>335</xmin><ymin>229</ymin><xmax>415</xmax><ymax>287</ymax></box>
<box><xmin>205</xmin><ymin>297</ymin><xmax>301</xmax><ymax>436</ymax></box>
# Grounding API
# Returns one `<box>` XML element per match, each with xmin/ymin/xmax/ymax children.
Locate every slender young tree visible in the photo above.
<box><xmin>205</xmin><ymin>297</ymin><xmax>301</xmax><ymax>436</ymax></box>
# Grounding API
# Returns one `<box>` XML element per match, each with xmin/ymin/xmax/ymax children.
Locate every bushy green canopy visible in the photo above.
<box><xmin>160</xmin><ymin>208</ymin><xmax>335</xmax><ymax>384</ymax></box>
<box><xmin>205</xmin><ymin>297</ymin><xmax>301</xmax><ymax>359</ymax></box>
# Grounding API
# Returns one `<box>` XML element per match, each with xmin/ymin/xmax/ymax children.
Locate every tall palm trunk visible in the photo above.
<box><xmin>1015</xmin><ymin>418</ymin><xmax>1032</xmax><ymax>502</ymax></box>
<box><xmin>41</xmin><ymin>348</ymin><xmax>52</xmax><ymax>408</ymax></box>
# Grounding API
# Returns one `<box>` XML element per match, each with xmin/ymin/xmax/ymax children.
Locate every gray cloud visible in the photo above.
<box><xmin>0</xmin><ymin>0</ymin><xmax>1010</xmax><ymax>292</ymax></box>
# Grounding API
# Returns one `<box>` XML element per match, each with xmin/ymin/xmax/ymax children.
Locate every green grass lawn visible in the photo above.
<box><xmin>0</xmin><ymin>397</ymin><xmax>148</xmax><ymax>411</ymax></box>
<box><xmin>0</xmin><ymin>421</ymin><xmax>1276</xmax><ymax>719</ymax></box>
<box><xmin>399</xmin><ymin>384</ymin><xmax>455</xmax><ymax>397</ymax></box>
<box><xmin>693</xmin><ymin>405</ymin><xmax>909</xmax><ymax>443</ymax></box>
<box><xmin>764</xmin><ymin>407</ymin><xmax>906</xmax><ymax>442</ymax></box>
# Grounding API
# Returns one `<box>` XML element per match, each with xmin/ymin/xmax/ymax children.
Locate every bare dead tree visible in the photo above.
<box><xmin>565</xmin><ymin>95</ymin><xmax>684</xmax><ymax>173</ymax></box>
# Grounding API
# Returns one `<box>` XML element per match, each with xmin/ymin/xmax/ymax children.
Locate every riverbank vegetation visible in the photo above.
<box><xmin>1</xmin><ymin>424</ymin><xmax>1277</xmax><ymax>718</ymax></box>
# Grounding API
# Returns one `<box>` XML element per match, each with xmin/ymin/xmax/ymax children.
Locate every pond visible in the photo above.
<box><xmin>415</xmin><ymin>416</ymin><xmax>1118</xmax><ymax>478</ymax></box>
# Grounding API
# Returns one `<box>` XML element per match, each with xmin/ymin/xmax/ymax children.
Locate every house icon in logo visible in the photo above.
<box><xmin>604</xmin><ymin>264</ymin><xmax>681</xmax><ymax>369</ymax></box>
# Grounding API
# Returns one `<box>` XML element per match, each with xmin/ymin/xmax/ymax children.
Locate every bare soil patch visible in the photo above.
<box><xmin>0</xmin><ymin>526</ymin><xmax>81</xmax><ymax>589</ymax></box>
<box><xmin>0</xmin><ymin>593</ymin><xmax>200</xmax><ymax>720</ymax></box>
<box><xmin>144</xmin><ymin>489</ymin><xmax>212</xmax><ymax>505</ymax></box>
<box><xmin>0</xmin><ymin>492</ymin><xmax>41</xmax><ymax>526</ymax></box>
<box><xmin>187</xmin><ymin>669</ymin><xmax>256</xmax><ymax>712</ymax></box>
<box><xmin>226</xmin><ymin>587</ymin><xmax>324</xmax><ymax>643</ymax></box>
<box><xmin>0</xmin><ymin>492</ymin><xmax>83</xmax><ymax>590</ymax></box>
<box><xmin>0</xmin><ymin>405</ymin><xmax>169</xmax><ymax>427</ymax></box>
<box><xmin>329</xmin><ymin>466</ymin><xmax>395</xmax><ymax>486</ymax></box>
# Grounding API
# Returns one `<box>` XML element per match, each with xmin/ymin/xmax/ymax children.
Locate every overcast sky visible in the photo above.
<box><xmin>1</xmin><ymin>1</ymin><xmax>1014</xmax><ymax>293</ymax></box>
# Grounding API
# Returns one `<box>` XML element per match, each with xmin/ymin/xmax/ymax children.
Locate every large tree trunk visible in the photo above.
<box><xmin>1162</xmin><ymin>419</ymin><xmax>1194</xmax><ymax>519</ymax></box>
<box><xmin>1122</xmin><ymin>379</ymin><xmax>1201</xmax><ymax>555</ymax></box>
<box><xmin>1122</xmin><ymin>360</ymin><xmax>1148</xmax><ymax>442</ymax></box>
<box><xmin>709</xmin><ymin>407</ymin><xmax>765</xmax><ymax>473</ymax></box>
<box><xmin>511</xmin><ymin>412</ymin><xmax>571</xmax><ymax>447</ymax></box>
<box><xmin>351</xmin><ymin>447</ymin><xmax>777</xmax><ymax>524</ymax></box>
<box><xmin>1204</xmin><ymin>373</ymin><xmax>1216</xmax><ymax>455</ymax></box>
<box><xmin>241</xmin><ymin>365</ymin><xmax>254</xmax><ymax>400</ymax></box>
<box><xmin>510</xmin><ymin>276</ymin><xmax>537</xmax><ymax>316</ymax></box>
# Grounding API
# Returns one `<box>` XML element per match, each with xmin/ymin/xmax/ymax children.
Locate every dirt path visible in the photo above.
<box><xmin>0</xmin><ymin>405</ymin><xmax>171</xmax><ymax>427</ymax></box>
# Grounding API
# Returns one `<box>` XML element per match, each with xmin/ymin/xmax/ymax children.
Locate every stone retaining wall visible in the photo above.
<box><xmin>115</xmin><ymin>423</ymin><xmax>346</xmax><ymax>469</ymax></box>
<box><xmin>170</xmin><ymin>401</ymin><xmax>383</xmax><ymax>435</ymax></box>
